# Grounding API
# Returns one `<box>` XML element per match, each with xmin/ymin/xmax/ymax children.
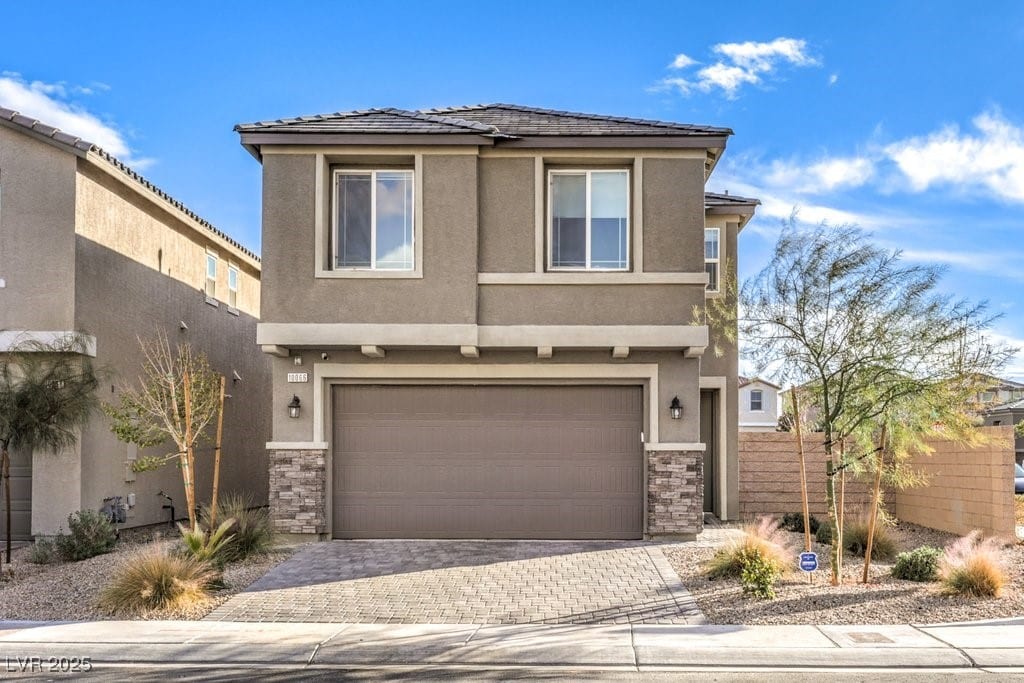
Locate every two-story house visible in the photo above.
<box><xmin>239</xmin><ymin>104</ymin><xmax>757</xmax><ymax>540</ymax></box>
<box><xmin>738</xmin><ymin>376</ymin><xmax>781</xmax><ymax>432</ymax></box>
<box><xmin>0</xmin><ymin>107</ymin><xmax>271</xmax><ymax>538</ymax></box>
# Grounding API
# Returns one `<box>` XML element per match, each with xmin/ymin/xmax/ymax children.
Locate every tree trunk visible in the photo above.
<box><xmin>182</xmin><ymin>372</ymin><xmax>197</xmax><ymax>528</ymax></box>
<box><xmin>209</xmin><ymin>375</ymin><xmax>226</xmax><ymax>527</ymax></box>
<box><xmin>790</xmin><ymin>388</ymin><xmax>812</xmax><ymax>552</ymax></box>
<box><xmin>837</xmin><ymin>447</ymin><xmax>846</xmax><ymax>585</ymax></box>
<box><xmin>826</xmin><ymin>458</ymin><xmax>839</xmax><ymax>586</ymax></box>
<box><xmin>1</xmin><ymin>446</ymin><xmax>10</xmax><ymax>564</ymax></box>
<box><xmin>862</xmin><ymin>425</ymin><xmax>888</xmax><ymax>583</ymax></box>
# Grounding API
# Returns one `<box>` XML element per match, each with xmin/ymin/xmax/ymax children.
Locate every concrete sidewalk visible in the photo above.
<box><xmin>0</xmin><ymin>619</ymin><xmax>1022</xmax><ymax>673</ymax></box>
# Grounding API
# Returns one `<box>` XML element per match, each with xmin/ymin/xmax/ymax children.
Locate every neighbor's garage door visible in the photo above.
<box><xmin>331</xmin><ymin>385</ymin><xmax>643</xmax><ymax>539</ymax></box>
<box><xmin>0</xmin><ymin>447</ymin><xmax>32</xmax><ymax>541</ymax></box>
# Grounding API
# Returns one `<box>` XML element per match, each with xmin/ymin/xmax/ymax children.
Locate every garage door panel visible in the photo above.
<box><xmin>332</xmin><ymin>385</ymin><xmax>643</xmax><ymax>539</ymax></box>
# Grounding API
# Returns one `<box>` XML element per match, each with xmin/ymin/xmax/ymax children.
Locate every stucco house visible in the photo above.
<box><xmin>738</xmin><ymin>376</ymin><xmax>780</xmax><ymax>432</ymax></box>
<box><xmin>982</xmin><ymin>399</ymin><xmax>1024</xmax><ymax>466</ymax></box>
<box><xmin>238</xmin><ymin>103</ymin><xmax>757</xmax><ymax>540</ymax></box>
<box><xmin>0</xmin><ymin>107</ymin><xmax>271</xmax><ymax>538</ymax></box>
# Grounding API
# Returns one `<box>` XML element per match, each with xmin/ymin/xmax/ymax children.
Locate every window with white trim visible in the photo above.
<box><xmin>548</xmin><ymin>169</ymin><xmax>629</xmax><ymax>271</ymax></box>
<box><xmin>227</xmin><ymin>264</ymin><xmax>238</xmax><ymax>308</ymax></box>
<box><xmin>333</xmin><ymin>169</ymin><xmax>414</xmax><ymax>271</ymax></box>
<box><xmin>205</xmin><ymin>253</ymin><xmax>217</xmax><ymax>298</ymax></box>
<box><xmin>750</xmin><ymin>389</ymin><xmax>763</xmax><ymax>412</ymax></box>
<box><xmin>705</xmin><ymin>228</ymin><xmax>720</xmax><ymax>292</ymax></box>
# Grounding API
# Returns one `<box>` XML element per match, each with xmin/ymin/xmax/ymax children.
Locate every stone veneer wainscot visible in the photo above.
<box><xmin>269</xmin><ymin>449</ymin><xmax>326</xmax><ymax>535</ymax></box>
<box><xmin>646</xmin><ymin>449</ymin><xmax>704</xmax><ymax>537</ymax></box>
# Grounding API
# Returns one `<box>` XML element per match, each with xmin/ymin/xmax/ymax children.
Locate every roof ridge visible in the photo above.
<box><xmin>0</xmin><ymin>106</ymin><xmax>259</xmax><ymax>264</ymax></box>
<box><xmin>423</xmin><ymin>103</ymin><xmax>733</xmax><ymax>135</ymax></box>
<box><xmin>380</xmin><ymin>108</ymin><xmax>501</xmax><ymax>134</ymax></box>
<box><xmin>235</xmin><ymin>107</ymin><xmax>501</xmax><ymax>135</ymax></box>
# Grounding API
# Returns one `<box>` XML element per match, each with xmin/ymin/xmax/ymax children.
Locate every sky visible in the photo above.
<box><xmin>2</xmin><ymin>1</ymin><xmax>1023</xmax><ymax>378</ymax></box>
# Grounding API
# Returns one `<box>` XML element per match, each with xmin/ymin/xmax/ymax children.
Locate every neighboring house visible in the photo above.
<box><xmin>982</xmin><ymin>399</ymin><xmax>1024</xmax><ymax>466</ymax></box>
<box><xmin>974</xmin><ymin>376</ymin><xmax>1024</xmax><ymax>407</ymax></box>
<box><xmin>238</xmin><ymin>103</ymin><xmax>757</xmax><ymax>540</ymax></box>
<box><xmin>738</xmin><ymin>376</ymin><xmax>780</xmax><ymax>432</ymax></box>
<box><xmin>0</xmin><ymin>107</ymin><xmax>271</xmax><ymax>538</ymax></box>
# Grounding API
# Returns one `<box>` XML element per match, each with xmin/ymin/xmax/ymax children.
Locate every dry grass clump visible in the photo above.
<box><xmin>939</xmin><ymin>531</ymin><xmax>1008</xmax><ymax>598</ymax></box>
<box><xmin>706</xmin><ymin>516</ymin><xmax>796</xmax><ymax>579</ymax></box>
<box><xmin>202</xmin><ymin>494</ymin><xmax>275</xmax><ymax>562</ymax></box>
<box><xmin>98</xmin><ymin>543</ymin><xmax>217</xmax><ymax>615</ymax></box>
<box><xmin>843</xmin><ymin>517</ymin><xmax>899</xmax><ymax>560</ymax></box>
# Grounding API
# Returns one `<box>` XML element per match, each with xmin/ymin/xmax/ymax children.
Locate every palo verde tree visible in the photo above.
<box><xmin>740</xmin><ymin>219</ymin><xmax>1012</xmax><ymax>584</ymax></box>
<box><xmin>104</xmin><ymin>334</ymin><xmax>223</xmax><ymax>529</ymax></box>
<box><xmin>0</xmin><ymin>333</ymin><xmax>100</xmax><ymax>563</ymax></box>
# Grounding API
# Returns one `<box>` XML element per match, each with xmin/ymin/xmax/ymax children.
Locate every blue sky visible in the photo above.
<box><xmin>3</xmin><ymin>1</ymin><xmax>1023</xmax><ymax>377</ymax></box>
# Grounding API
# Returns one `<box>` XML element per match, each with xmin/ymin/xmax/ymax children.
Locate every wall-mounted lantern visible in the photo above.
<box><xmin>287</xmin><ymin>395</ymin><xmax>301</xmax><ymax>419</ymax></box>
<box><xmin>669</xmin><ymin>396</ymin><xmax>683</xmax><ymax>420</ymax></box>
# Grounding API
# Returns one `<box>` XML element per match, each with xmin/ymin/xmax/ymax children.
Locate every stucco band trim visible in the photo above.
<box><xmin>477</xmin><ymin>272</ymin><xmax>706</xmax><ymax>285</ymax></box>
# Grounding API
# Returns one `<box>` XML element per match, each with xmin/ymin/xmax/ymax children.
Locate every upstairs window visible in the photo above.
<box><xmin>705</xmin><ymin>228</ymin><xmax>720</xmax><ymax>292</ymax></box>
<box><xmin>227</xmin><ymin>264</ymin><xmax>239</xmax><ymax>308</ymax></box>
<box><xmin>750</xmin><ymin>389</ymin><xmax>764</xmax><ymax>412</ymax></box>
<box><xmin>334</xmin><ymin>169</ymin><xmax>414</xmax><ymax>271</ymax></box>
<box><xmin>205</xmin><ymin>253</ymin><xmax>217</xmax><ymax>298</ymax></box>
<box><xmin>549</xmin><ymin>170</ymin><xmax>629</xmax><ymax>271</ymax></box>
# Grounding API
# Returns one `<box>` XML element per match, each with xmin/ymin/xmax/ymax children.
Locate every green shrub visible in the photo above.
<box><xmin>98</xmin><ymin>544</ymin><xmax>216</xmax><ymax>615</ymax></box>
<box><xmin>940</xmin><ymin>531</ymin><xmax>1007</xmax><ymax>597</ymax></box>
<box><xmin>202</xmin><ymin>494</ymin><xmax>275</xmax><ymax>562</ymax></box>
<box><xmin>28</xmin><ymin>537</ymin><xmax>58</xmax><ymax>565</ymax></box>
<box><xmin>706</xmin><ymin>516</ymin><xmax>794</xmax><ymax>580</ymax></box>
<box><xmin>740</xmin><ymin>548</ymin><xmax>781</xmax><ymax>599</ymax></box>
<box><xmin>780</xmin><ymin>512</ymin><xmax>821</xmax><ymax>535</ymax></box>
<box><xmin>55</xmin><ymin>510</ymin><xmax>117</xmax><ymax>561</ymax></box>
<box><xmin>892</xmin><ymin>546</ymin><xmax>942</xmax><ymax>582</ymax></box>
<box><xmin>814</xmin><ymin>521</ymin><xmax>833</xmax><ymax>545</ymax></box>
<box><xmin>178</xmin><ymin>519</ymin><xmax>236</xmax><ymax>568</ymax></box>
<box><xmin>843</xmin><ymin>518</ymin><xmax>899</xmax><ymax>560</ymax></box>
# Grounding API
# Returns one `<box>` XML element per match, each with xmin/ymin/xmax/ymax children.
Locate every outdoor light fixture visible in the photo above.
<box><xmin>669</xmin><ymin>396</ymin><xmax>683</xmax><ymax>420</ymax></box>
<box><xmin>287</xmin><ymin>395</ymin><xmax>301</xmax><ymax>419</ymax></box>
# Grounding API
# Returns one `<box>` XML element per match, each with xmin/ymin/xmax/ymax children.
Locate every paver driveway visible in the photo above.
<box><xmin>205</xmin><ymin>540</ymin><xmax>706</xmax><ymax>625</ymax></box>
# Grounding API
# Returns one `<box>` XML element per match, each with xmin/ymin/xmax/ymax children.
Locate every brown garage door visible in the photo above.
<box><xmin>332</xmin><ymin>385</ymin><xmax>643</xmax><ymax>539</ymax></box>
<box><xmin>0</xmin><ymin>447</ymin><xmax>32</xmax><ymax>541</ymax></box>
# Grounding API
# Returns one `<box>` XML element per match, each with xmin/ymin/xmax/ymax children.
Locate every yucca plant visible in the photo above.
<box><xmin>201</xmin><ymin>494</ymin><xmax>274</xmax><ymax>562</ymax></box>
<box><xmin>99</xmin><ymin>544</ymin><xmax>216</xmax><ymax>615</ymax></box>
<box><xmin>178</xmin><ymin>518</ymin><xmax>236</xmax><ymax>568</ymax></box>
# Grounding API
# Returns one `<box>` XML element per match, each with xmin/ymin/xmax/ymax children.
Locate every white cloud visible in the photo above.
<box><xmin>656</xmin><ymin>37</ymin><xmax>819</xmax><ymax>98</ymax></box>
<box><xmin>884</xmin><ymin>109</ymin><xmax>1024</xmax><ymax>202</ymax></box>
<box><xmin>764</xmin><ymin>156</ymin><xmax>875</xmax><ymax>194</ymax></box>
<box><xmin>0</xmin><ymin>74</ymin><xmax>151</xmax><ymax>169</ymax></box>
<box><xmin>669</xmin><ymin>53</ymin><xmax>697</xmax><ymax>69</ymax></box>
<box><xmin>828</xmin><ymin>73</ymin><xmax>839</xmax><ymax>86</ymax></box>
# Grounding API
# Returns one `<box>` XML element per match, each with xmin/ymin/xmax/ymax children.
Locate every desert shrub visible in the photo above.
<box><xmin>780</xmin><ymin>512</ymin><xmax>821</xmax><ymax>535</ymax></box>
<box><xmin>939</xmin><ymin>531</ymin><xmax>1008</xmax><ymax>597</ymax></box>
<box><xmin>28</xmin><ymin>537</ymin><xmax>58</xmax><ymax>565</ymax></box>
<box><xmin>843</xmin><ymin>517</ymin><xmax>899</xmax><ymax>560</ymax></box>
<box><xmin>202</xmin><ymin>494</ymin><xmax>275</xmax><ymax>562</ymax></box>
<box><xmin>99</xmin><ymin>544</ymin><xmax>216</xmax><ymax>615</ymax></box>
<box><xmin>178</xmin><ymin>518</ymin><xmax>236</xmax><ymax>568</ymax></box>
<box><xmin>814</xmin><ymin>521</ymin><xmax>833</xmax><ymax>545</ymax></box>
<box><xmin>892</xmin><ymin>546</ymin><xmax>942</xmax><ymax>582</ymax></box>
<box><xmin>706</xmin><ymin>517</ymin><xmax>795</xmax><ymax>580</ymax></box>
<box><xmin>740</xmin><ymin>549</ymin><xmax>781</xmax><ymax>599</ymax></box>
<box><xmin>55</xmin><ymin>510</ymin><xmax>117</xmax><ymax>561</ymax></box>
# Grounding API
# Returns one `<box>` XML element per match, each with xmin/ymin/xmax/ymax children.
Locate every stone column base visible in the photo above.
<box><xmin>646</xmin><ymin>449</ymin><xmax>703</xmax><ymax>537</ymax></box>
<box><xmin>268</xmin><ymin>449</ymin><xmax>327</xmax><ymax>535</ymax></box>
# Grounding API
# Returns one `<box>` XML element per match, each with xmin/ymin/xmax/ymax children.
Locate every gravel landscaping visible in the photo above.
<box><xmin>0</xmin><ymin>526</ymin><xmax>298</xmax><ymax>621</ymax></box>
<box><xmin>666</xmin><ymin>522</ymin><xmax>1024</xmax><ymax>625</ymax></box>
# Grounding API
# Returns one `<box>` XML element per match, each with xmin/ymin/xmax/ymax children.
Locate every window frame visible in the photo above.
<box><xmin>331</xmin><ymin>168</ymin><xmax>416</xmax><ymax>273</ymax></box>
<box><xmin>227</xmin><ymin>263</ymin><xmax>239</xmax><ymax>309</ymax></box>
<box><xmin>205</xmin><ymin>251</ymin><xmax>218</xmax><ymax>300</ymax></box>
<box><xmin>749</xmin><ymin>388</ymin><xmax>764</xmax><ymax>412</ymax></box>
<box><xmin>705</xmin><ymin>227</ymin><xmax>721</xmax><ymax>293</ymax></box>
<box><xmin>546</xmin><ymin>168</ymin><xmax>631</xmax><ymax>272</ymax></box>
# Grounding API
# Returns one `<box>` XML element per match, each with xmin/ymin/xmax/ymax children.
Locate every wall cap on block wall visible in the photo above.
<box><xmin>266</xmin><ymin>441</ymin><xmax>328</xmax><ymax>450</ymax></box>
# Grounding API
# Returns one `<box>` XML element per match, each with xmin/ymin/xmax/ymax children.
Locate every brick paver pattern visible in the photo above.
<box><xmin>205</xmin><ymin>540</ymin><xmax>710</xmax><ymax>625</ymax></box>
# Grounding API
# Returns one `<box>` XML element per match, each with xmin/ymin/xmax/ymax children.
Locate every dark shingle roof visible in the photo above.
<box><xmin>0</xmin><ymin>106</ymin><xmax>259</xmax><ymax>264</ymax></box>
<box><xmin>705</xmin><ymin>191</ymin><xmax>761</xmax><ymax>208</ymax></box>
<box><xmin>236</xmin><ymin>103</ymin><xmax>731</xmax><ymax>138</ymax></box>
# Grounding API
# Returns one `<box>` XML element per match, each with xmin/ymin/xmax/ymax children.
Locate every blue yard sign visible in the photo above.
<box><xmin>799</xmin><ymin>552</ymin><xmax>818</xmax><ymax>572</ymax></box>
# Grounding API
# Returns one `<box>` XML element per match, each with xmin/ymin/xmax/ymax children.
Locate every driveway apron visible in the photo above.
<box><xmin>205</xmin><ymin>540</ymin><xmax>705</xmax><ymax>625</ymax></box>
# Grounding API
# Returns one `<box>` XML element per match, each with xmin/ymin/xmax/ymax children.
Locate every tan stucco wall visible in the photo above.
<box><xmin>68</xmin><ymin>235</ymin><xmax>270</xmax><ymax>533</ymax></box>
<box><xmin>0</xmin><ymin>124</ymin><xmax>78</xmax><ymax>330</ymax></box>
<box><xmin>478</xmin><ymin>157</ymin><xmax>535</xmax><ymax>273</ymax></box>
<box><xmin>260</xmin><ymin>153</ymin><xmax>478</xmax><ymax>324</ymax></box>
<box><xmin>642</xmin><ymin>157</ymin><xmax>705</xmax><ymax>272</ymax></box>
<box><xmin>75</xmin><ymin>163</ymin><xmax>260</xmax><ymax>316</ymax></box>
<box><xmin>478</xmin><ymin>284</ymin><xmax>702</xmax><ymax>326</ymax></box>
